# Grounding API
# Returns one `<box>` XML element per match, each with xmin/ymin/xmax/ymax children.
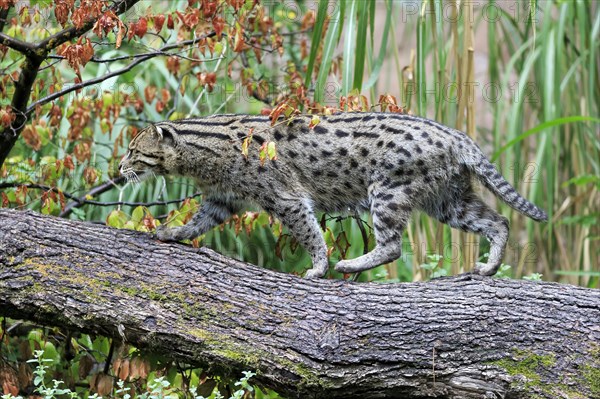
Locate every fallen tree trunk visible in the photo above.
<box><xmin>0</xmin><ymin>209</ymin><xmax>599</xmax><ymax>398</ymax></box>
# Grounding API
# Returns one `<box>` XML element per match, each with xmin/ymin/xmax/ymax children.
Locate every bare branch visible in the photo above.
<box><xmin>0</xmin><ymin>181</ymin><xmax>202</xmax><ymax>216</ymax></box>
<box><xmin>46</xmin><ymin>47</ymin><xmax>223</xmax><ymax>64</ymax></box>
<box><xmin>0</xmin><ymin>32</ymin><xmax>38</xmax><ymax>58</ymax></box>
<box><xmin>72</xmin><ymin>191</ymin><xmax>202</xmax><ymax>208</ymax></box>
<box><xmin>26</xmin><ymin>33</ymin><xmax>216</xmax><ymax>115</ymax></box>
<box><xmin>59</xmin><ymin>176</ymin><xmax>126</xmax><ymax>217</ymax></box>
<box><xmin>0</xmin><ymin>182</ymin><xmax>83</xmax><ymax>203</ymax></box>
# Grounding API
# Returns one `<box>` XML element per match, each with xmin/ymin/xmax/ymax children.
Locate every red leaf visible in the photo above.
<box><xmin>0</xmin><ymin>106</ymin><xmax>15</xmax><ymax>128</ymax></box>
<box><xmin>144</xmin><ymin>86</ymin><xmax>157</xmax><ymax>103</ymax></box>
<box><xmin>1</xmin><ymin>192</ymin><xmax>9</xmax><ymax>207</ymax></box>
<box><xmin>201</xmin><ymin>0</ymin><xmax>217</xmax><ymax>18</ymax></box>
<box><xmin>54</xmin><ymin>0</ymin><xmax>74</xmax><ymax>27</ymax></box>
<box><xmin>63</xmin><ymin>155</ymin><xmax>75</xmax><ymax>171</ymax></box>
<box><xmin>22</xmin><ymin>125</ymin><xmax>41</xmax><ymax>150</ymax></box>
<box><xmin>212</xmin><ymin>16</ymin><xmax>224</xmax><ymax>38</ymax></box>
<box><xmin>134</xmin><ymin>17</ymin><xmax>147</xmax><ymax>38</ymax></box>
<box><xmin>233</xmin><ymin>25</ymin><xmax>245</xmax><ymax>52</ymax></box>
<box><xmin>153</xmin><ymin>14</ymin><xmax>165</xmax><ymax>32</ymax></box>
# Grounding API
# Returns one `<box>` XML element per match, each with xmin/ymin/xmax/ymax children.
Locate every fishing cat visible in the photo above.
<box><xmin>119</xmin><ymin>113</ymin><xmax>547</xmax><ymax>278</ymax></box>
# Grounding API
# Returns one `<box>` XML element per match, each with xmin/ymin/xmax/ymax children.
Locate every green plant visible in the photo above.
<box><xmin>418</xmin><ymin>254</ymin><xmax>447</xmax><ymax>279</ymax></box>
<box><xmin>1</xmin><ymin>349</ymin><xmax>259</xmax><ymax>399</ymax></box>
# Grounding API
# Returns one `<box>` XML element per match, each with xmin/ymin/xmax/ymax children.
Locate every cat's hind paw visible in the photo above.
<box><xmin>155</xmin><ymin>224</ymin><xmax>181</xmax><ymax>242</ymax></box>
<box><xmin>473</xmin><ymin>262</ymin><xmax>498</xmax><ymax>276</ymax></box>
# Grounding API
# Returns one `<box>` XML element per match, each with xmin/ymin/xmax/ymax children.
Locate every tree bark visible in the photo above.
<box><xmin>0</xmin><ymin>209</ymin><xmax>599</xmax><ymax>399</ymax></box>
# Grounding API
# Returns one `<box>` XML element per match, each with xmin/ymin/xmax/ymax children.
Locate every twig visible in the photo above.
<box><xmin>0</xmin><ymin>182</ymin><xmax>83</xmax><ymax>202</ymax></box>
<box><xmin>46</xmin><ymin>48</ymin><xmax>223</xmax><ymax>64</ymax></box>
<box><xmin>104</xmin><ymin>339</ymin><xmax>115</xmax><ymax>375</ymax></box>
<box><xmin>58</xmin><ymin>176</ymin><xmax>126</xmax><ymax>217</ymax></box>
<box><xmin>66</xmin><ymin>192</ymin><xmax>203</xmax><ymax>208</ymax></box>
<box><xmin>0</xmin><ymin>181</ymin><xmax>202</xmax><ymax>216</ymax></box>
<box><xmin>26</xmin><ymin>33</ymin><xmax>216</xmax><ymax>115</ymax></box>
<box><xmin>0</xmin><ymin>33</ymin><xmax>38</xmax><ymax>57</ymax></box>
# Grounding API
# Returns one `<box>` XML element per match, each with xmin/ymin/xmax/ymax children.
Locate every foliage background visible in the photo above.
<box><xmin>0</xmin><ymin>0</ymin><xmax>598</xmax><ymax>397</ymax></box>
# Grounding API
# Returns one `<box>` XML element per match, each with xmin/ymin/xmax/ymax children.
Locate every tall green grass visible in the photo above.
<box><xmin>305</xmin><ymin>0</ymin><xmax>599</xmax><ymax>284</ymax></box>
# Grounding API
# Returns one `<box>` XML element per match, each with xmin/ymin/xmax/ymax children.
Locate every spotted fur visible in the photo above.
<box><xmin>119</xmin><ymin>113</ymin><xmax>547</xmax><ymax>278</ymax></box>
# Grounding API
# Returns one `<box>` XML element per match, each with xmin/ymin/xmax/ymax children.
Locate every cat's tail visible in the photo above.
<box><xmin>464</xmin><ymin>147</ymin><xmax>548</xmax><ymax>222</ymax></box>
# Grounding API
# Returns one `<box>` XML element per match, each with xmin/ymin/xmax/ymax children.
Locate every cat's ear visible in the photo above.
<box><xmin>152</xmin><ymin>125</ymin><xmax>174</xmax><ymax>143</ymax></box>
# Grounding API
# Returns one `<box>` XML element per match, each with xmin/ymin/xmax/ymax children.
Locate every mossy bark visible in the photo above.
<box><xmin>0</xmin><ymin>209</ymin><xmax>599</xmax><ymax>399</ymax></box>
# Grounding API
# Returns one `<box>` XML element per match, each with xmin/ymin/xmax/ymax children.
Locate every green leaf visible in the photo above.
<box><xmin>492</xmin><ymin>116</ymin><xmax>600</xmax><ymax>161</ymax></box>
<box><xmin>341</xmin><ymin>0</ymin><xmax>358</xmax><ymax>96</ymax></box>
<box><xmin>559</xmin><ymin>214</ymin><xmax>599</xmax><ymax>228</ymax></box>
<box><xmin>363</xmin><ymin>0</ymin><xmax>392</xmax><ymax>90</ymax></box>
<box><xmin>106</xmin><ymin>210</ymin><xmax>128</xmax><ymax>228</ymax></box>
<box><xmin>267</xmin><ymin>141</ymin><xmax>277</xmax><ymax>160</ymax></box>
<box><xmin>42</xmin><ymin>342</ymin><xmax>59</xmax><ymax>363</ymax></box>
<box><xmin>562</xmin><ymin>174</ymin><xmax>600</xmax><ymax>189</ymax></box>
<box><xmin>31</xmin><ymin>0</ymin><xmax>52</xmax><ymax>6</ymax></box>
<box><xmin>304</xmin><ymin>0</ymin><xmax>330</xmax><ymax>90</ymax></box>
<box><xmin>352</xmin><ymin>0</ymin><xmax>368</xmax><ymax>91</ymax></box>
<box><xmin>41</xmin><ymin>197</ymin><xmax>55</xmax><ymax>215</ymax></box>
<box><xmin>315</xmin><ymin>2</ymin><xmax>345</xmax><ymax>104</ymax></box>
<box><xmin>416</xmin><ymin>4</ymin><xmax>426</xmax><ymax>115</ymax></box>
<box><xmin>131</xmin><ymin>206</ymin><xmax>145</xmax><ymax>225</ymax></box>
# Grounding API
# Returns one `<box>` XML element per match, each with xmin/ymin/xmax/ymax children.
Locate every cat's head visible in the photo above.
<box><xmin>119</xmin><ymin>124</ymin><xmax>179</xmax><ymax>181</ymax></box>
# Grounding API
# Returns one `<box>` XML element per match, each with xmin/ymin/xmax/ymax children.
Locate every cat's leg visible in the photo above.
<box><xmin>428</xmin><ymin>191</ymin><xmax>509</xmax><ymax>276</ymax></box>
<box><xmin>334</xmin><ymin>187</ymin><xmax>412</xmax><ymax>274</ymax></box>
<box><xmin>267</xmin><ymin>197</ymin><xmax>329</xmax><ymax>278</ymax></box>
<box><xmin>156</xmin><ymin>196</ymin><xmax>243</xmax><ymax>241</ymax></box>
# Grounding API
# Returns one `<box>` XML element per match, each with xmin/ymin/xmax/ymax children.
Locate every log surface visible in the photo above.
<box><xmin>1</xmin><ymin>209</ymin><xmax>599</xmax><ymax>398</ymax></box>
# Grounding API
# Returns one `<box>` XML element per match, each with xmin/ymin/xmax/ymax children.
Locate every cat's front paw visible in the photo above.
<box><xmin>155</xmin><ymin>224</ymin><xmax>181</xmax><ymax>242</ymax></box>
<box><xmin>304</xmin><ymin>267</ymin><xmax>327</xmax><ymax>279</ymax></box>
<box><xmin>473</xmin><ymin>262</ymin><xmax>497</xmax><ymax>276</ymax></box>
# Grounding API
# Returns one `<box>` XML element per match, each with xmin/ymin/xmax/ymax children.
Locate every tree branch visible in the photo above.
<box><xmin>0</xmin><ymin>181</ymin><xmax>202</xmax><ymax>210</ymax></box>
<box><xmin>1</xmin><ymin>208</ymin><xmax>599</xmax><ymax>399</ymax></box>
<box><xmin>0</xmin><ymin>0</ymin><xmax>142</xmax><ymax>169</ymax></box>
<box><xmin>58</xmin><ymin>175</ymin><xmax>127</xmax><ymax>217</ymax></box>
<box><xmin>0</xmin><ymin>55</ymin><xmax>44</xmax><ymax>167</ymax></box>
<box><xmin>0</xmin><ymin>32</ymin><xmax>38</xmax><ymax>57</ymax></box>
<box><xmin>26</xmin><ymin>33</ymin><xmax>216</xmax><ymax>115</ymax></box>
<box><xmin>47</xmin><ymin>48</ymin><xmax>223</xmax><ymax>64</ymax></box>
